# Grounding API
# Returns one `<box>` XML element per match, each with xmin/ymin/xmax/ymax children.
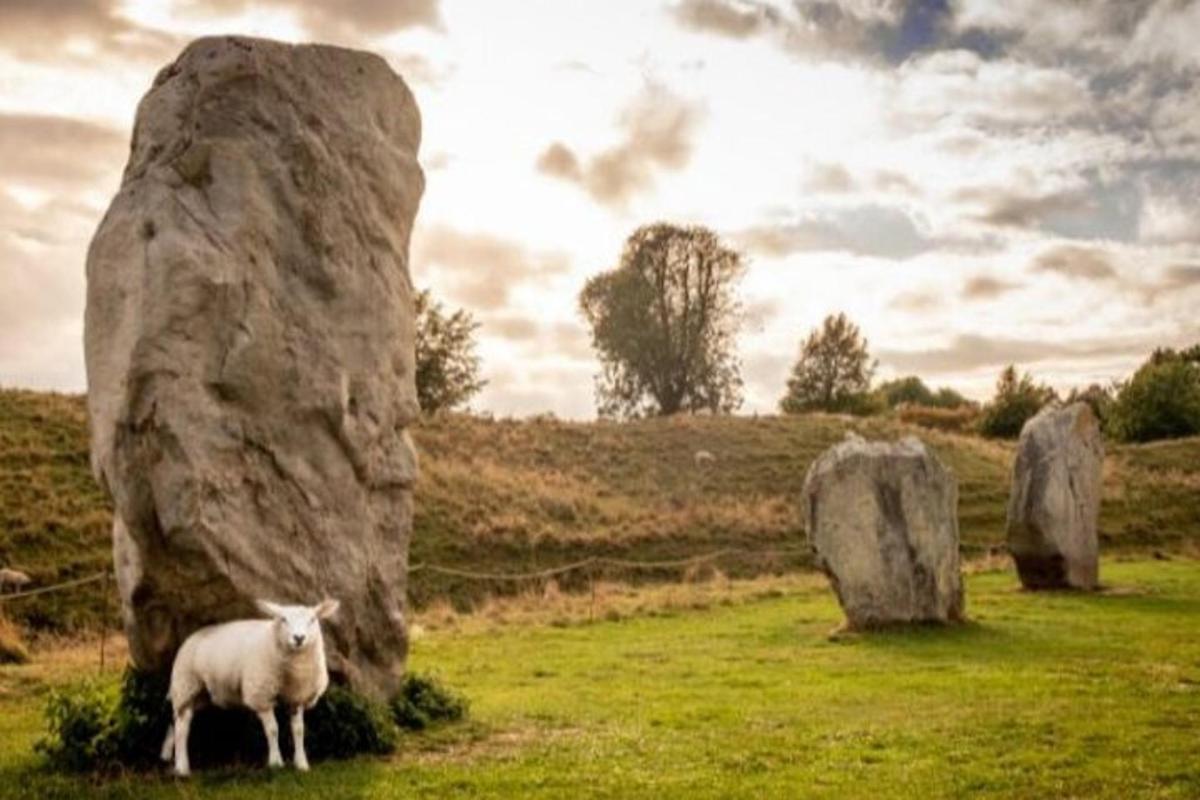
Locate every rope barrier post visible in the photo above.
<box><xmin>98</xmin><ymin>570</ymin><xmax>109</xmax><ymax>672</ymax></box>
<box><xmin>588</xmin><ymin>562</ymin><xmax>597</xmax><ymax>623</ymax></box>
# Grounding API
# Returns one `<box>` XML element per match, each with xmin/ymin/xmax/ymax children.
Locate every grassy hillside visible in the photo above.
<box><xmin>1</xmin><ymin>389</ymin><xmax>1198</xmax><ymax>632</ymax></box>
<box><xmin>1</xmin><ymin>561</ymin><xmax>1198</xmax><ymax>798</ymax></box>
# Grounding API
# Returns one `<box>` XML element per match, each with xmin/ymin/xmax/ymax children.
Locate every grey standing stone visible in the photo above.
<box><xmin>801</xmin><ymin>434</ymin><xmax>964</xmax><ymax>628</ymax></box>
<box><xmin>1006</xmin><ymin>403</ymin><xmax>1104</xmax><ymax>590</ymax></box>
<box><xmin>84</xmin><ymin>36</ymin><xmax>424</xmax><ymax>700</ymax></box>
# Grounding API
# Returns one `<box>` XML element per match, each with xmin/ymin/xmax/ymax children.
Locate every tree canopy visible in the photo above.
<box><xmin>414</xmin><ymin>289</ymin><xmax>485</xmax><ymax>414</ymax></box>
<box><xmin>579</xmin><ymin>223</ymin><xmax>744</xmax><ymax>418</ymax></box>
<box><xmin>779</xmin><ymin>313</ymin><xmax>877</xmax><ymax>414</ymax></box>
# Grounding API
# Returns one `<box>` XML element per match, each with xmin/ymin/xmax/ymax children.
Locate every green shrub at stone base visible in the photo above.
<box><xmin>34</xmin><ymin>668</ymin><xmax>467</xmax><ymax>773</ymax></box>
<box><xmin>391</xmin><ymin>673</ymin><xmax>470</xmax><ymax>731</ymax></box>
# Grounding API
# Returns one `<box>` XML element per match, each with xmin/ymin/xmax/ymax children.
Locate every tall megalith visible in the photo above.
<box><xmin>1006</xmin><ymin>403</ymin><xmax>1104</xmax><ymax>590</ymax></box>
<box><xmin>801</xmin><ymin>434</ymin><xmax>964</xmax><ymax>629</ymax></box>
<box><xmin>85</xmin><ymin>36</ymin><xmax>424</xmax><ymax>700</ymax></box>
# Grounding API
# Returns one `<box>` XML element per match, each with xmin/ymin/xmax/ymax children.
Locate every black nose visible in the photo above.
<box><xmin>292</xmin><ymin>634</ymin><xmax>304</xmax><ymax>645</ymax></box>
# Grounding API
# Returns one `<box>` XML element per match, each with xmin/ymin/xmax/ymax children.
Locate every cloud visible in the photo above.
<box><xmin>889</xmin><ymin>290</ymin><xmax>942</xmax><ymax>312</ymax></box>
<box><xmin>412</xmin><ymin>224</ymin><xmax>570</xmax><ymax>311</ymax></box>
<box><xmin>537</xmin><ymin>83</ymin><xmax>702</xmax><ymax>207</ymax></box>
<box><xmin>803</xmin><ymin>162</ymin><xmax>856</xmax><ymax>193</ymax></box>
<box><xmin>962</xmin><ymin>275</ymin><xmax>1022</xmax><ymax>299</ymax></box>
<box><xmin>1032</xmin><ymin>245</ymin><xmax>1118</xmax><ymax>281</ymax></box>
<box><xmin>535</xmin><ymin>142</ymin><xmax>583</xmax><ymax>182</ymax></box>
<box><xmin>733</xmin><ymin>205</ymin><xmax>933</xmax><ymax>260</ymax></box>
<box><xmin>0</xmin><ymin>113</ymin><xmax>126</xmax><ymax>191</ymax></box>
<box><xmin>955</xmin><ymin>185</ymin><xmax>1093</xmax><ymax>230</ymax></box>
<box><xmin>179</xmin><ymin>0</ymin><xmax>442</xmax><ymax>40</ymax></box>
<box><xmin>0</xmin><ymin>0</ymin><xmax>182</xmax><ymax>62</ymax></box>
<box><xmin>1138</xmin><ymin>173</ymin><xmax>1200</xmax><ymax>244</ymax></box>
<box><xmin>1161</xmin><ymin>264</ymin><xmax>1200</xmax><ymax>290</ymax></box>
<box><xmin>878</xmin><ymin>333</ymin><xmax>1154</xmax><ymax>374</ymax></box>
<box><xmin>669</xmin><ymin>0</ymin><xmax>781</xmax><ymax>39</ymax></box>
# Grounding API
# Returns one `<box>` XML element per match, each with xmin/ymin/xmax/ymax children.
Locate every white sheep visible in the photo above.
<box><xmin>160</xmin><ymin>598</ymin><xmax>340</xmax><ymax>776</ymax></box>
<box><xmin>693</xmin><ymin>449</ymin><xmax>717</xmax><ymax>467</ymax></box>
<box><xmin>0</xmin><ymin>568</ymin><xmax>31</xmax><ymax>593</ymax></box>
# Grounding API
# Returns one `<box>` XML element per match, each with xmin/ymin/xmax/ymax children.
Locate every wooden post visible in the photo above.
<box><xmin>99</xmin><ymin>571</ymin><xmax>109</xmax><ymax>672</ymax></box>
<box><xmin>589</xmin><ymin>564</ymin><xmax>597</xmax><ymax>623</ymax></box>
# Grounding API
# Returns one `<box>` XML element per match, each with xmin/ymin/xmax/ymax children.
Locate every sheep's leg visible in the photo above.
<box><xmin>258</xmin><ymin>709</ymin><xmax>283</xmax><ymax>768</ymax></box>
<box><xmin>160</xmin><ymin>722</ymin><xmax>175</xmax><ymax>762</ymax></box>
<box><xmin>173</xmin><ymin>707</ymin><xmax>193</xmax><ymax>777</ymax></box>
<box><xmin>290</xmin><ymin>708</ymin><xmax>309</xmax><ymax>771</ymax></box>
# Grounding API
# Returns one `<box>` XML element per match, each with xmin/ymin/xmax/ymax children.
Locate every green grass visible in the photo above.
<box><xmin>1</xmin><ymin>560</ymin><xmax>1198</xmax><ymax>798</ymax></box>
<box><xmin>3</xmin><ymin>389</ymin><xmax>1199</xmax><ymax>630</ymax></box>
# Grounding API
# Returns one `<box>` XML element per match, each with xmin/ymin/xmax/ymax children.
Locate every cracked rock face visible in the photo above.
<box><xmin>801</xmin><ymin>434</ymin><xmax>964</xmax><ymax>628</ymax></box>
<box><xmin>85</xmin><ymin>36</ymin><xmax>424</xmax><ymax>700</ymax></box>
<box><xmin>1006</xmin><ymin>403</ymin><xmax>1104</xmax><ymax>590</ymax></box>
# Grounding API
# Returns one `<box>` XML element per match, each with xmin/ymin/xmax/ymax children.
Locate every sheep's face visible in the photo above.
<box><xmin>256</xmin><ymin>599</ymin><xmax>340</xmax><ymax>653</ymax></box>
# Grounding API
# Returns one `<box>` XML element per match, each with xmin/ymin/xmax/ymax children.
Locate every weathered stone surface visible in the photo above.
<box><xmin>1006</xmin><ymin>402</ymin><xmax>1103</xmax><ymax>590</ymax></box>
<box><xmin>801</xmin><ymin>434</ymin><xmax>963</xmax><ymax>628</ymax></box>
<box><xmin>84</xmin><ymin>36</ymin><xmax>424</xmax><ymax>700</ymax></box>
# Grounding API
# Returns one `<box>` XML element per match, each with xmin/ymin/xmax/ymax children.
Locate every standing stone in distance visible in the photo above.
<box><xmin>1006</xmin><ymin>403</ymin><xmax>1104</xmax><ymax>590</ymax></box>
<box><xmin>85</xmin><ymin>36</ymin><xmax>424</xmax><ymax>701</ymax></box>
<box><xmin>801</xmin><ymin>434</ymin><xmax>964</xmax><ymax>628</ymax></box>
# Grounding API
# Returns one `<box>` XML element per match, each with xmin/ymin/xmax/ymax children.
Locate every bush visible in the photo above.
<box><xmin>978</xmin><ymin>365</ymin><xmax>1057</xmax><ymax>439</ymax></box>
<box><xmin>36</xmin><ymin>680</ymin><xmax>120</xmax><ymax>772</ymax></box>
<box><xmin>1108</xmin><ymin>357</ymin><xmax>1200</xmax><ymax>442</ymax></box>
<box><xmin>306</xmin><ymin>685</ymin><xmax>398</xmax><ymax>759</ymax></box>
<box><xmin>35</xmin><ymin>669</ymin><xmax>429</xmax><ymax>773</ymax></box>
<box><xmin>897</xmin><ymin>403</ymin><xmax>980</xmax><ymax>433</ymax></box>
<box><xmin>391</xmin><ymin>673</ymin><xmax>469</xmax><ymax>731</ymax></box>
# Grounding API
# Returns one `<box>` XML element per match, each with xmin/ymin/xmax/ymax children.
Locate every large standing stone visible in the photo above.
<box><xmin>85</xmin><ymin>36</ymin><xmax>424</xmax><ymax>701</ymax></box>
<box><xmin>1006</xmin><ymin>403</ymin><xmax>1104</xmax><ymax>590</ymax></box>
<box><xmin>801</xmin><ymin>434</ymin><xmax>964</xmax><ymax>628</ymax></box>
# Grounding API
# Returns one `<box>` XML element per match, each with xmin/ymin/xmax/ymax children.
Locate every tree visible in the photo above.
<box><xmin>977</xmin><ymin>365</ymin><xmax>1057</xmax><ymax>438</ymax></box>
<box><xmin>878</xmin><ymin>376</ymin><xmax>935</xmax><ymax>408</ymax></box>
<box><xmin>1108</xmin><ymin>350</ymin><xmax>1200</xmax><ymax>442</ymax></box>
<box><xmin>579</xmin><ymin>223</ymin><xmax>744</xmax><ymax>418</ymax></box>
<box><xmin>414</xmin><ymin>289</ymin><xmax>485</xmax><ymax>414</ymax></box>
<box><xmin>1065</xmin><ymin>383</ymin><xmax>1115</xmax><ymax>430</ymax></box>
<box><xmin>878</xmin><ymin>376</ymin><xmax>971</xmax><ymax>410</ymax></box>
<box><xmin>779</xmin><ymin>313</ymin><xmax>877</xmax><ymax>414</ymax></box>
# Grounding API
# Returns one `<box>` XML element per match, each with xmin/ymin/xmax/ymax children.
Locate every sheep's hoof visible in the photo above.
<box><xmin>296</xmin><ymin>760</ymin><xmax>310</xmax><ymax>772</ymax></box>
<box><xmin>173</xmin><ymin>767</ymin><xmax>191</xmax><ymax>778</ymax></box>
<box><xmin>268</xmin><ymin>758</ymin><xmax>284</xmax><ymax>769</ymax></box>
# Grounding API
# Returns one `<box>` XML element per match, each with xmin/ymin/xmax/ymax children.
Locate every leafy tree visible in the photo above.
<box><xmin>932</xmin><ymin>386</ymin><xmax>971</xmax><ymax>408</ymax></box>
<box><xmin>878</xmin><ymin>376</ymin><xmax>936</xmax><ymax>407</ymax></box>
<box><xmin>779</xmin><ymin>313</ymin><xmax>877</xmax><ymax>414</ymax></box>
<box><xmin>977</xmin><ymin>365</ymin><xmax>1057</xmax><ymax>439</ymax></box>
<box><xmin>414</xmin><ymin>289</ymin><xmax>485</xmax><ymax>414</ymax></box>
<box><xmin>579</xmin><ymin>223</ymin><xmax>745</xmax><ymax>418</ymax></box>
<box><xmin>1108</xmin><ymin>350</ymin><xmax>1200</xmax><ymax>442</ymax></box>
<box><xmin>878</xmin><ymin>376</ymin><xmax>972</xmax><ymax>410</ymax></box>
<box><xmin>1065</xmin><ymin>383</ymin><xmax>1115</xmax><ymax>431</ymax></box>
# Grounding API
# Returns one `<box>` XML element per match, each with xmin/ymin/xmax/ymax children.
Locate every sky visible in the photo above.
<box><xmin>1</xmin><ymin>0</ymin><xmax>1198</xmax><ymax>418</ymax></box>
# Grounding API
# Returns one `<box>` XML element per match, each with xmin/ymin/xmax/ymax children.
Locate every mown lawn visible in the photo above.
<box><xmin>1</xmin><ymin>560</ymin><xmax>1199</xmax><ymax>799</ymax></box>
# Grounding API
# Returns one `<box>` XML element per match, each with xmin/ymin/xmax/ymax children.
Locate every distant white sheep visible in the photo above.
<box><xmin>693</xmin><ymin>449</ymin><xmax>717</xmax><ymax>467</ymax></box>
<box><xmin>0</xmin><ymin>568</ymin><xmax>31</xmax><ymax>593</ymax></box>
<box><xmin>160</xmin><ymin>598</ymin><xmax>340</xmax><ymax>776</ymax></box>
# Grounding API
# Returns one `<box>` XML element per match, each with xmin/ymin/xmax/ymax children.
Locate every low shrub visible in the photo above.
<box><xmin>896</xmin><ymin>403</ymin><xmax>980</xmax><ymax>433</ymax></box>
<box><xmin>37</xmin><ymin>668</ymin><xmax>470</xmax><ymax>773</ymax></box>
<box><xmin>391</xmin><ymin>673</ymin><xmax>470</xmax><ymax>731</ymax></box>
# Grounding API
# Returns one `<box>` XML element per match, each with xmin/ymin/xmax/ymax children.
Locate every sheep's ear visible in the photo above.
<box><xmin>255</xmin><ymin>599</ymin><xmax>286</xmax><ymax>619</ymax></box>
<box><xmin>315</xmin><ymin>598</ymin><xmax>340</xmax><ymax>620</ymax></box>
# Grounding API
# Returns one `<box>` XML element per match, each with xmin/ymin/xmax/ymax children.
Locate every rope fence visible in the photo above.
<box><xmin>0</xmin><ymin>545</ymin><xmax>816</xmax><ymax>664</ymax></box>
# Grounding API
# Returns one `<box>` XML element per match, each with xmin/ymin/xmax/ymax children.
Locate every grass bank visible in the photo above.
<box><xmin>0</xmin><ymin>559</ymin><xmax>1197</xmax><ymax>798</ymax></box>
<box><xmin>2</xmin><ymin>389</ymin><xmax>1199</xmax><ymax>631</ymax></box>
